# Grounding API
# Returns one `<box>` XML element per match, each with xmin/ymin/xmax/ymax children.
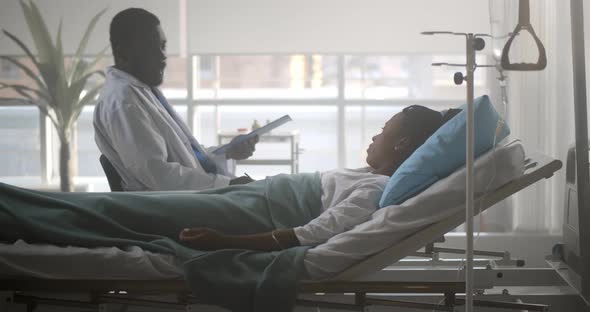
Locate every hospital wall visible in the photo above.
<box><xmin>0</xmin><ymin>0</ymin><xmax>490</xmax><ymax>55</ymax></box>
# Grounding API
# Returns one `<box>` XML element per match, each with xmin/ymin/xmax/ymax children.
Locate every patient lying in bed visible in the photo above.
<box><xmin>0</xmin><ymin>105</ymin><xmax>459</xmax><ymax>254</ymax></box>
<box><xmin>178</xmin><ymin>105</ymin><xmax>459</xmax><ymax>251</ymax></box>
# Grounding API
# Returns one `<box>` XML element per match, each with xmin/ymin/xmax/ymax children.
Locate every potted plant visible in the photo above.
<box><xmin>0</xmin><ymin>0</ymin><xmax>107</xmax><ymax>191</ymax></box>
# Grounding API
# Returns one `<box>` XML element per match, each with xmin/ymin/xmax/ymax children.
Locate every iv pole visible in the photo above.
<box><xmin>422</xmin><ymin>31</ymin><xmax>488</xmax><ymax>312</ymax></box>
<box><xmin>423</xmin><ymin>0</ymin><xmax>589</xmax><ymax>309</ymax></box>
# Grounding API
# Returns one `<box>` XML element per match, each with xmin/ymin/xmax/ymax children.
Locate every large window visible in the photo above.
<box><xmin>1</xmin><ymin>53</ymin><xmax>492</xmax><ymax>181</ymax></box>
<box><xmin>0</xmin><ymin>106</ymin><xmax>41</xmax><ymax>180</ymax></box>
<box><xmin>0</xmin><ymin>56</ymin><xmax>43</xmax><ymax>185</ymax></box>
<box><xmin>194</xmin><ymin>55</ymin><xmax>339</xmax><ymax>99</ymax></box>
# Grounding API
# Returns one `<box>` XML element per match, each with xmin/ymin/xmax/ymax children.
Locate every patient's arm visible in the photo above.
<box><xmin>179</xmin><ymin>227</ymin><xmax>300</xmax><ymax>251</ymax></box>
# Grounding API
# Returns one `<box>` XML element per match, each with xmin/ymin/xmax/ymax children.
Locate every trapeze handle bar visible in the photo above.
<box><xmin>501</xmin><ymin>0</ymin><xmax>547</xmax><ymax>71</ymax></box>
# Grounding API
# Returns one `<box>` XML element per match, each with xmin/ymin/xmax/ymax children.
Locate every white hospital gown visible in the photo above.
<box><xmin>293</xmin><ymin>168</ymin><xmax>388</xmax><ymax>246</ymax></box>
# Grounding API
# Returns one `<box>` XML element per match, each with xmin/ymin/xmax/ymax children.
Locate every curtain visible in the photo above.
<box><xmin>490</xmin><ymin>0</ymin><xmax>589</xmax><ymax>233</ymax></box>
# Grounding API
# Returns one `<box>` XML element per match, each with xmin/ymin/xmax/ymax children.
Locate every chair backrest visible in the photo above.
<box><xmin>99</xmin><ymin>155</ymin><xmax>124</xmax><ymax>192</ymax></box>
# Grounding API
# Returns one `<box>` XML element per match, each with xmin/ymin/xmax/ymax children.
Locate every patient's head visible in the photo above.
<box><xmin>367</xmin><ymin>105</ymin><xmax>459</xmax><ymax>176</ymax></box>
<box><xmin>110</xmin><ymin>8</ymin><xmax>166</xmax><ymax>87</ymax></box>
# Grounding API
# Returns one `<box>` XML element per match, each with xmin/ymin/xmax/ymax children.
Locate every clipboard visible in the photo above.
<box><xmin>211</xmin><ymin>115</ymin><xmax>292</xmax><ymax>155</ymax></box>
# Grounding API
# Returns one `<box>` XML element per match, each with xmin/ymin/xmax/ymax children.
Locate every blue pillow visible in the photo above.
<box><xmin>378</xmin><ymin>95</ymin><xmax>510</xmax><ymax>208</ymax></box>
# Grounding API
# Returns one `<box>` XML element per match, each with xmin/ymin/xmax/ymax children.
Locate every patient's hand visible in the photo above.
<box><xmin>179</xmin><ymin>227</ymin><xmax>228</xmax><ymax>250</ymax></box>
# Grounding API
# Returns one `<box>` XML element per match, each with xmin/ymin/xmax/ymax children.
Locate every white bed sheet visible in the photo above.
<box><xmin>0</xmin><ymin>239</ymin><xmax>182</xmax><ymax>279</ymax></box>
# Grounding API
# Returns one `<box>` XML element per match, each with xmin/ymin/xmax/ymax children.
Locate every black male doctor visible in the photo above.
<box><xmin>94</xmin><ymin>8</ymin><xmax>257</xmax><ymax>191</ymax></box>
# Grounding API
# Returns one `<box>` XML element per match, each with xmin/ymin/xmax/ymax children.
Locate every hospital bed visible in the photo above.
<box><xmin>0</xmin><ymin>148</ymin><xmax>562</xmax><ymax>312</ymax></box>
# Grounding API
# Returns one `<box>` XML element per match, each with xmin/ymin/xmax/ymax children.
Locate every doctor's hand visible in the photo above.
<box><xmin>229</xmin><ymin>175</ymin><xmax>255</xmax><ymax>185</ymax></box>
<box><xmin>226</xmin><ymin>135</ymin><xmax>259</xmax><ymax>160</ymax></box>
<box><xmin>179</xmin><ymin>227</ymin><xmax>228</xmax><ymax>251</ymax></box>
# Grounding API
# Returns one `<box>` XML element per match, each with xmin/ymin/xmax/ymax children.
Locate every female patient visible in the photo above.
<box><xmin>0</xmin><ymin>105</ymin><xmax>458</xmax><ymax>253</ymax></box>
<box><xmin>178</xmin><ymin>105</ymin><xmax>458</xmax><ymax>251</ymax></box>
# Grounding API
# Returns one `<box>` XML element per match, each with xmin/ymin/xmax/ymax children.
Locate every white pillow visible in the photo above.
<box><xmin>303</xmin><ymin>143</ymin><xmax>525</xmax><ymax>280</ymax></box>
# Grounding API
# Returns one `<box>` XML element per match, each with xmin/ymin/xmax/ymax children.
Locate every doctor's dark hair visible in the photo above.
<box><xmin>400</xmin><ymin>105</ymin><xmax>461</xmax><ymax>147</ymax></box>
<box><xmin>109</xmin><ymin>8</ymin><xmax>160</xmax><ymax>53</ymax></box>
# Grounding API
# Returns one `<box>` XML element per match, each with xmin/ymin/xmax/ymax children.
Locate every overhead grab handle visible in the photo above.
<box><xmin>501</xmin><ymin>0</ymin><xmax>547</xmax><ymax>71</ymax></box>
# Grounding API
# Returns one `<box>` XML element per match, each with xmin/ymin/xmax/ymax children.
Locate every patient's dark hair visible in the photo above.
<box><xmin>401</xmin><ymin>105</ymin><xmax>461</xmax><ymax>147</ymax></box>
<box><xmin>110</xmin><ymin>8</ymin><xmax>160</xmax><ymax>53</ymax></box>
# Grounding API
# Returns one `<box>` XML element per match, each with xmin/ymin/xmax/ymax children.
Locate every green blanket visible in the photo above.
<box><xmin>0</xmin><ymin>172</ymin><xmax>323</xmax><ymax>312</ymax></box>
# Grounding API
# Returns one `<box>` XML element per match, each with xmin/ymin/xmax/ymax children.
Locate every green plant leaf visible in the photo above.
<box><xmin>53</xmin><ymin>19</ymin><xmax>69</xmax><ymax>121</ymax></box>
<box><xmin>0</xmin><ymin>83</ymin><xmax>34</xmax><ymax>100</ymax></box>
<box><xmin>72</xmin><ymin>59</ymin><xmax>88</xmax><ymax>84</ymax></box>
<box><xmin>35</xmin><ymin>101</ymin><xmax>60</xmax><ymax>130</ymax></box>
<box><xmin>35</xmin><ymin>63</ymin><xmax>65</xmax><ymax>126</ymax></box>
<box><xmin>56</xmin><ymin>75</ymin><xmax>70</xmax><ymax>123</ymax></box>
<box><xmin>72</xmin><ymin>69</ymin><xmax>105</xmax><ymax>90</ymax></box>
<box><xmin>36</xmin><ymin>63</ymin><xmax>57</xmax><ymax>102</ymax></box>
<box><xmin>0</xmin><ymin>97</ymin><xmax>35</xmax><ymax>105</ymax></box>
<box><xmin>71</xmin><ymin>84</ymin><xmax>102</xmax><ymax>126</ymax></box>
<box><xmin>72</xmin><ymin>45</ymin><xmax>109</xmax><ymax>83</ymax></box>
<box><xmin>69</xmin><ymin>8</ymin><xmax>107</xmax><ymax>82</ymax></box>
<box><xmin>68</xmin><ymin>69</ymin><xmax>104</xmax><ymax>108</ymax></box>
<box><xmin>2</xmin><ymin>29</ymin><xmax>40</xmax><ymax>69</ymax></box>
<box><xmin>54</xmin><ymin>19</ymin><xmax>65</xmax><ymax>81</ymax></box>
<box><xmin>80</xmin><ymin>84</ymin><xmax>103</xmax><ymax>107</ymax></box>
<box><xmin>19</xmin><ymin>0</ymin><xmax>54</xmax><ymax>63</ymax></box>
<box><xmin>0</xmin><ymin>83</ymin><xmax>31</xmax><ymax>104</ymax></box>
<box><xmin>0</xmin><ymin>55</ymin><xmax>48</xmax><ymax>93</ymax></box>
<box><xmin>3</xmin><ymin>0</ymin><xmax>107</xmax><ymax>135</ymax></box>
<box><xmin>0</xmin><ymin>82</ymin><xmax>51</xmax><ymax>103</ymax></box>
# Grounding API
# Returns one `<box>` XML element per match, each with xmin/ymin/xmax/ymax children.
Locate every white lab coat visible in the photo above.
<box><xmin>94</xmin><ymin>67</ymin><xmax>234</xmax><ymax>191</ymax></box>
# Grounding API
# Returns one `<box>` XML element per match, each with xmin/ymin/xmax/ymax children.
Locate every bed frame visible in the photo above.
<box><xmin>0</xmin><ymin>153</ymin><xmax>562</xmax><ymax>312</ymax></box>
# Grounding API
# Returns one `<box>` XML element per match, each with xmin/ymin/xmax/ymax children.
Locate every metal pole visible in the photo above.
<box><xmin>570</xmin><ymin>0</ymin><xmax>590</xmax><ymax>304</ymax></box>
<box><xmin>465</xmin><ymin>33</ymin><xmax>476</xmax><ymax>312</ymax></box>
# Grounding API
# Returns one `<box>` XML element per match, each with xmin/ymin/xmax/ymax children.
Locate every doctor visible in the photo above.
<box><xmin>94</xmin><ymin>8</ymin><xmax>257</xmax><ymax>191</ymax></box>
